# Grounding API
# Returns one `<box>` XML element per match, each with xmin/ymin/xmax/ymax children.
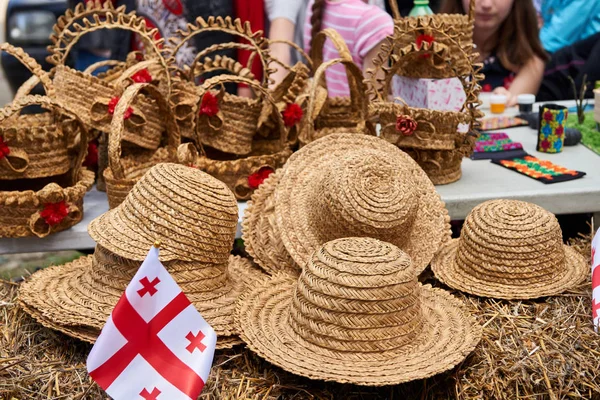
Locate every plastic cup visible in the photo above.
<box><xmin>490</xmin><ymin>94</ymin><xmax>507</xmax><ymax>114</ymax></box>
<box><xmin>517</xmin><ymin>94</ymin><xmax>536</xmax><ymax>113</ymax></box>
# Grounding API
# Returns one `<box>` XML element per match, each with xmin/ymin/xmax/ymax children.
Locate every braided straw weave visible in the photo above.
<box><xmin>0</xmin><ymin>95</ymin><xmax>94</xmax><ymax>238</ymax></box>
<box><xmin>47</xmin><ymin>1</ymin><xmax>170</xmax><ymax>150</ymax></box>
<box><xmin>431</xmin><ymin>200</ymin><xmax>587</xmax><ymax>299</ymax></box>
<box><xmin>20</xmin><ymin>163</ymin><xmax>266</xmax><ymax>347</ymax></box>
<box><xmin>179</xmin><ymin>75</ymin><xmax>292</xmax><ymax>201</ymax></box>
<box><xmin>367</xmin><ymin>13</ymin><xmax>483</xmax><ymax>185</ymax></box>
<box><xmin>242</xmin><ymin>133</ymin><xmax>451</xmax><ymax>276</ymax></box>
<box><xmin>298</xmin><ymin>29</ymin><xmax>375</xmax><ymax>146</ymax></box>
<box><xmin>103</xmin><ymin>83</ymin><xmax>179</xmax><ymax>209</ymax></box>
<box><xmin>237</xmin><ymin>237</ymin><xmax>481</xmax><ymax>385</ymax></box>
<box><xmin>388</xmin><ymin>0</ymin><xmax>476</xmax><ymax>79</ymax></box>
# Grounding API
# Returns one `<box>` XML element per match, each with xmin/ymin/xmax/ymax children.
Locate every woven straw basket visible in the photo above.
<box><xmin>104</xmin><ymin>83</ymin><xmax>179</xmax><ymax>209</ymax></box>
<box><xmin>299</xmin><ymin>29</ymin><xmax>375</xmax><ymax>146</ymax></box>
<box><xmin>20</xmin><ymin>163</ymin><xmax>267</xmax><ymax>348</ymax></box>
<box><xmin>388</xmin><ymin>0</ymin><xmax>476</xmax><ymax>79</ymax></box>
<box><xmin>431</xmin><ymin>199</ymin><xmax>588</xmax><ymax>299</ymax></box>
<box><xmin>165</xmin><ymin>16</ymin><xmax>272</xmax><ymax>143</ymax></box>
<box><xmin>238</xmin><ymin>237</ymin><xmax>481</xmax><ymax>386</ymax></box>
<box><xmin>0</xmin><ymin>44</ymin><xmax>73</xmax><ymax>181</ymax></box>
<box><xmin>179</xmin><ymin>75</ymin><xmax>292</xmax><ymax>201</ymax></box>
<box><xmin>47</xmin><ymin>1</ymin><xmax>171</xmax><ymax>150</ymax></box>
<box><xmin>0</xmin><ymin>95</ymin><xmax>94</xmax><ymax>238</ymax></box>
<box><xmin>367</xmin><ymin>18</ymin><xmax>483</xmax><ymax>185</ymax></box>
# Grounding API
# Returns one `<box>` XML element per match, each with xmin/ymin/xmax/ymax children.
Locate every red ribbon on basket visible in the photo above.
<box><xmin>0</xmin><ymin>136</ymin><xmax>10</xmax><ymax>159</ymax></box>
<box><xmin>248</xmin><ymin>167</ymin><xmax>274</xmax><ymax>189</ymax></box>
<box><xmin>282</xmin><ymin>103</ymin><xmax>303</xmax><ymax>127</ymax></box>
<box><xmin>40</xmin><ymin>200</ymin><xmax>69</xmax><ymax>226</ymax></box>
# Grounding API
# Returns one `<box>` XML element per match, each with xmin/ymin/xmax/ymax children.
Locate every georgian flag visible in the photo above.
<box><xmin>87</xmin><ymin>245</ymin><xmax>216</xmax><ymax>399</ymax></box>
<box><xmin>593</xmin><ymin>230</ymin><xmax>600</xmax><ymax>332</ymax></box>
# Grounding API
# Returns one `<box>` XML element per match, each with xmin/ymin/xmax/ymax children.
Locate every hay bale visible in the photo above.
<box><xmin>1</xmin><ymin>236</ymin><xmax>598</xmax><ymax>399</ymax></box>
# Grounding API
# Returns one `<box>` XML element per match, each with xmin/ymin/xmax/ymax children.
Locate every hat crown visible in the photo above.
<box><xmin>93</xmin><ymin>163</ymin><xmax>239</xmax><ymax>263</ymax></box>
<box><xmin>288</xmin><ymin>237</ymin><xmax>424</xmax><ymax>353</ymax></box>
<box><xmin>308</xmin><ymin>150</ymin><xmax>419</xmax><ymax>244</ymax></box>
<box><xmin>456</xmin><ymin>199</ymin><xmax>565</xmax><ymax>286</ymax></box>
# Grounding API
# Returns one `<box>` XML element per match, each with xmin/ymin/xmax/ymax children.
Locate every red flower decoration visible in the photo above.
<box><xmin>199</xmin><ymin>92</ymin><xmax>219</xmax><ymax>117</ymax></box>
<box><xmin>416</xmin><ymin>34</ymin><xmax>435</xmax><ymax>49</ymax></box>
<box><xmin>248</xmin><ymin>167</ymin><xmax>274</xmax><ymax>189</ymax></box>
<box><xmin>108</xmin><ymin>97</ymin><xmax>133</xmax><ymax>119</ymax></box>
<box><xmin>40</xmin><ymin>201</ymin><xmax>69</xmax><ymax>226</ymax></box>
<box><xmin>395</xmin><ymin>115</ymin><xmax>418</xmax><ymax>136</ymax></box>
<box><xmin>282</xmin><ymin>103</ymin><xmax>303</xmax><ymax>127</ymax></box>
<box><xmin>482</xmin><ymin>84</ymin><xmax>493</xmax><ymax>93</ymax></box>
<box><xmin>543</xmin><ymin>110</ymin><xmax>554</xmax><ymax>122</ymax></box>
<box><xmin>83</xmin><ymin>141</ymin><xmax>98</xmax><ymax>168</ymax></box>
<box><xmin>0</xmin><ymin>136</ymin><xmax>10</xmax><ymax>159</ymax></box>
<box><xmin>131</xmin><ymin>68</ymin><xmax>152</xmax><ymax>83</ymax></box>
<box><xmin>416</xmin><ymin>33</ymin><xmax>435</xmax><ymax>59</ymax></box>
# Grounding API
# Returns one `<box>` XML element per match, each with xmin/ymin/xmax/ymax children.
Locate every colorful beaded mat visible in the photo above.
<box><xmin>492</xmin><ymin>155</ymin><xmax>586</xmax><ymax>184</ymax></box>
<box><xmin>480</xmin><ymin>116</ymin><xmax>529</xmax><ymax>131</ymax></box>
<box><xmin>472</xmin><ymin>132</ymin><xmax>527</xmax><ymax>160</ymax></box>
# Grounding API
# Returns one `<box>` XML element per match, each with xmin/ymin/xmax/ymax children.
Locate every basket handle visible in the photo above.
<box><xmin>197</xmin><ymin>75</ymin><xmax>288</xmax><ymax>145</ymax></box>
<box><xmin>0</xmin><ymin>94</ymin><xmax>89</xmax><ymax>185</ymax></box>
<box><xmin>388</xmin><ymin>0</ymin><xmax>401</xmax><ymax>20</ymax></box>
<box><xmin>191</xmin><ymin>54</ymin><xmax>256</xmax><ymax>82</ymax></box>
<box><xmin>268</xmin><ymin>39</ymin><xmax>314</xmax><ymax>72</ymax></box>
<box><xmin>0</xmin><ymin>43</ymin><xmax>54</xmax><ymax>98</ymax></box>
<box><xmin>166</xmin><ymin>16</ymin><xmax>272</xmax><ymax>85</ymax></box>
<box><xmin>468</xmin><ymin>0</ymin><xmax>476</xmax><ymax>23</ymax></box>
<box><xmin>310</xmin><ymin>28</ymin><xmax>353</xmax><ymax>71</ymax></box>
<box><xmin>83</xmin><ymin>59</ymin><xmax>125</xmax><ymax>75</ymax></box>
<box><xmin>47</xmin><ymin>2</ymin><xmax>171</xmax><ymax>94</ymax></box>
<box><xmin>305</xmin><ymin>57</ymin><xmax>369</xmax><ymax>141</ymax></box>
<box><xmin>107</xmin><ymin>83</ymin><xmax>180</xmax><ymax>180</ymax></box>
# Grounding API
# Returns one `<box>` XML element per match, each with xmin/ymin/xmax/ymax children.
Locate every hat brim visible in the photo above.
<box><xmin>242</xmin><ymin>169</ymin><xmax>299</xmax><ymax>275</ymax></box>
<box><xmin>237</xmin><ymin>275</ymin><xmax>481</xmax><ymax>386</ymax></box>
<box><xmin>19</xmin><ymin>254</ymin><xmax>265</xmax><ymax>348</ymax></box>
<box><xmin>275</xmin><ymin>134</ymin><xmax>451</xmax><ymax>274</ymax></box>
<box><xmin>431</xmin><ymin>239</ymin><xmax>588</xmax><ymax>299</ymax></box>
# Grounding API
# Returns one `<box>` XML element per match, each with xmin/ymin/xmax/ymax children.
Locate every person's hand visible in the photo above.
<box><xmin>493</xmin><ymin>86</ymin><xmax>517</xmax><ymax>107</ymax></box>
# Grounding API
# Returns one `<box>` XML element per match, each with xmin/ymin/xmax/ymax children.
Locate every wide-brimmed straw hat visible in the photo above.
<box><xmin>243</xmin><ymin>133</ymin><xmax>451</xmax><ymax>275</ymax></box>
<box><xmin>431</xmin><ymin>199</ymin><xmax>587</xmax><ymax>299</ymax></box>
<box><xmin>237</xmin><ymin>237</ymin><xmax>481</xmax><ymax>386</ymax></box>
<box><xmin>20</xmin><ymin>163</ymin><xmax>265</xmax><ymax>347</ymax></box>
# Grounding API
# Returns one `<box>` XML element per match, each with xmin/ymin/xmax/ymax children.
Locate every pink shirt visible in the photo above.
<box><xmin>304</xmin><ymin>0</ymin><xmax>394</xmax><ymax>97</ymax></box>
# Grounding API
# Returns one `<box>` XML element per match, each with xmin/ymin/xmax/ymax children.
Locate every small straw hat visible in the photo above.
<box><xmin>20</xmin><ymin>163</ymin><xmax>265</xmax><ymax>347</ymax></box>
<box><xmin>237</xmin><ymin>237</ymin><xmax>481</xmax><ymax>386</ymax></box>
<box><xmin>243</xmin><ymin>133</ymin><xmax>451</xmax><ymax>275</ymax></box>
<box><xmin>431</xmin><ymin>199</ymin><xmax>587</xmax><ymax>299</ymax></box>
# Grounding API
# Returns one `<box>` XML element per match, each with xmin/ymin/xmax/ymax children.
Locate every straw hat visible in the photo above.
<box><xmin>20</xmin><ymin>163</ymin><xmax>266</xmax><ymax>347</ymax></box>
<box><xmin>431</xmin><ymin>199</ymin><xmax>587</xmax><ymax>299</ymax></box>
<box><xmin>237</xmin><ymin>237</ymin><xmax>481</xmax><ymax>386</ymax></box>
<box><xmin>243</xmin><ymin>133</ymin><xmax>451</xmax><ymax>275</ymax></box>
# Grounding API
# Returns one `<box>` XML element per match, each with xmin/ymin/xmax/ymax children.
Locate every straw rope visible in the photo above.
<box><xmin>237</xmin><ymin>237</ymin><xmax>481</xmax><ymax>386</ymax></box>
<box><xmin>431</xmin><ymin>200</ymin><xmax>588</xmax><ymax>299</ymax></box>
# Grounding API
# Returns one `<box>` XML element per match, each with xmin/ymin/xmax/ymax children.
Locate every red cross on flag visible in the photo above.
<box><xmin>87</xmin><ymin>244</ymin><xmax>217</xmax><ymax>399</ymax></box>
<box><xmin>592</xmin><ymin>229</ymin><xmax>600</xmax><ymax>332</ymax></box>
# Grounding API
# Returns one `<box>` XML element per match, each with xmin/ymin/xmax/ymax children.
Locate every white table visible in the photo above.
<box><xmin>1</xmin><ymin>101</ymin><xmax>598</xmax><ymax>254</ymax></box>
<box><xmin>438</xmin><ymin>101</ymin><xmax>600</xmax><ymax>222</ymax></box>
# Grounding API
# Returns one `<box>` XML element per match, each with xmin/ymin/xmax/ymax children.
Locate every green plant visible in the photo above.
<box><xmin>568</xmin><ymin>75</ymin><xmax>589</xmax><ymax>124</ymax></box>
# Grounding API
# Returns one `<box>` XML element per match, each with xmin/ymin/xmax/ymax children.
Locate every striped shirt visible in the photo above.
<box><xmin>304</xmin><ymin>0</ymin><xmax>394</xmax><ymax>97</ymax></box>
